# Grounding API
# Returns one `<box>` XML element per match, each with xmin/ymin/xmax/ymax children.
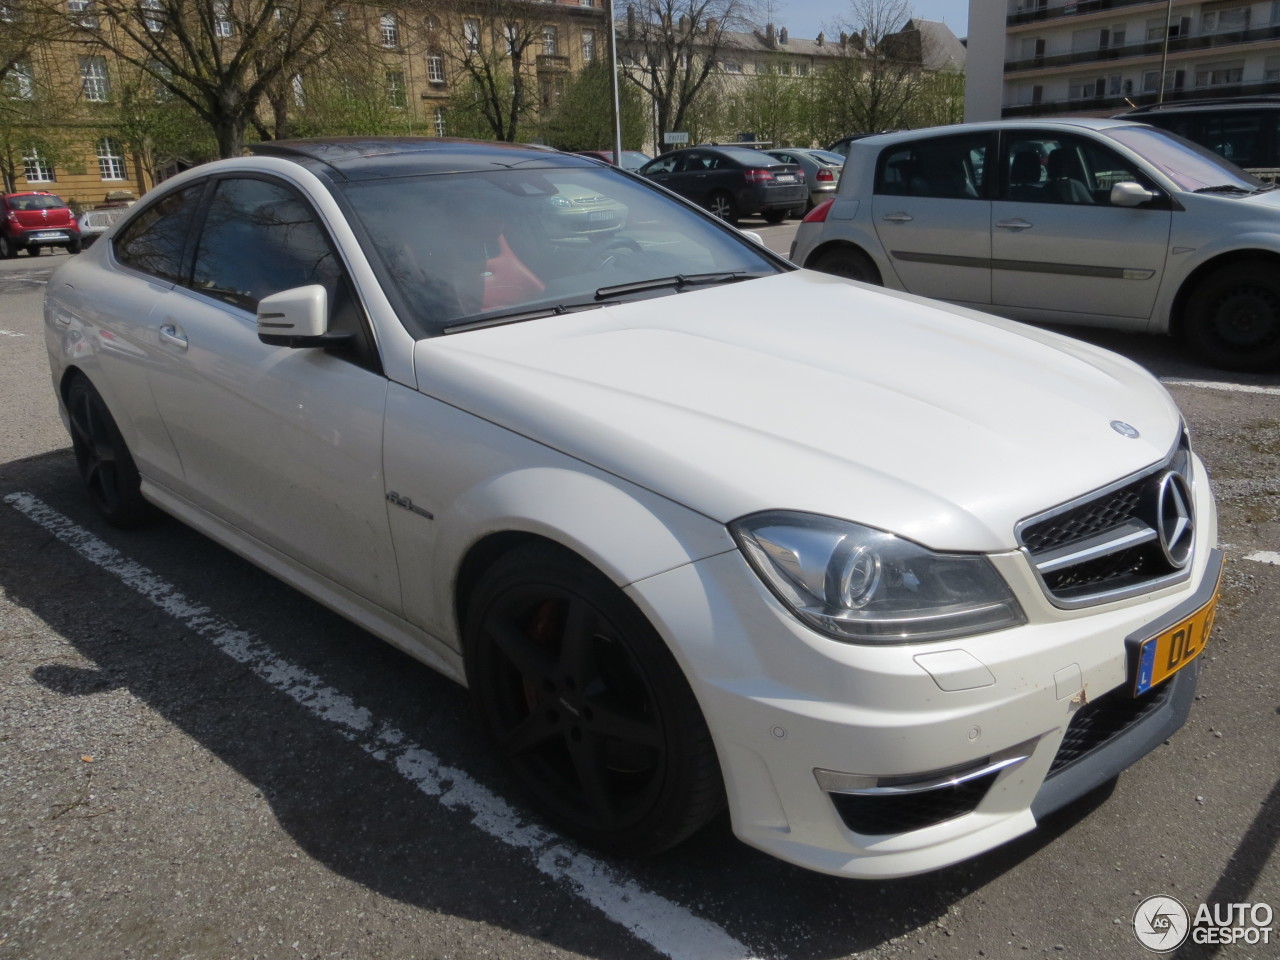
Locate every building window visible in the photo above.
<box><xmin>582</xmin><ymin>28</ymin><xmax>596</xmax><ymax>62</ymax></box>
<box><xmin>1068</xmin><ymin>76</ymin><xmax>1106</xmax><ymax>99</ymax></box>
<box><xmin>23</xmin><ymin>149</ymin><xmax>53</xmax><ymax>183</ymax></box>
<box><xmin>433</xmin><ymin>106</ymin><xmax>447</xmax><ymax>137</ymax></box>
<box><xmin>292</xmin><ymin>74</ymin><xmax>304</xmax><ymax>106</ymax></box>
<box><xmin>6</xmin><ymin>60</ymin><xmax>34</xmax><ymax>99</ymax></box>
<box><xmin>1109</xmin><ymin>74</ymin><xmax>1122</xmax><ymax>95</ymax></box>
<box><xmin>97</xmin><ymin>137</ymin><xmax>126</xmax><ymax>180</ymax></box>
<box><xmin>386</xmin><ymin>69</ymin><xmax>405</xmax><ymax>107</ymax></box>
<box><xmin>67</xmin><ymin>0</ymin><xmax>97</xmax><ymax>28</ymax></box>
<box><xmin>380</xmin><ymin>12</ymin><xmax>399</xmax><ymax>48</ymax></box>
<box><xmin>720</xmin><ymin>61</ymin><xmax>742</xmax><ymax>73</ymax></box>
<box><xmin>1143</xmin><ymin>68</ymin><xmax>1185</xmax><ymax>92</ymax></box>
<box><xmin>580</xmin><ymin>0</ymin><xmax>592</xmax><ymax>6</ymax></box>
<box><xmin>1030</xmin><ymin>84</ymin><xmax>1043</xmax><ymax>104</ymax></box>
<box><xmin>1020</xmin><ymin>37</ymin><xmax>1046</xmax><ymax>59</ymax></box>
<box><xmin>214</xmin><ymin>1</ymin><xmax>233</xmax><ymax>37</ymax></box>
<box><xmin>543</xmin><ymin>26</ymin><xmax>558</xmax><ymax>56</ymax></box>
<box><xmin>1195</xmin><ymin>61</ymin><xmax>1244</xmax><ymax>87</ymax></box>
<box><xmin>796</xmin><ymin>61</ymin><xmax>809</xmax><ymax>76</ymax></box>
<box><xmin>80</xmin><ymin>55</ymin><xmax>110</xmax><ymax>101</ymax></box>
<box><xmin>141</xmin><ymin>0</ymin><xmax>164</xmax><ymax>31</ymax></box>
<box><xmin>1266</xmin><ymin>55</ymin><xmax>1280</xmax><ymax>80</ymax></box>
<box><xmin>427</xmin><ymin>53</ymin><xmax>445</xmax><ymax>83</ymax></box>
<box><xmin>464</xmin><ymin>18</ymin><xmax>480</xmax><ymax>53</ymax></box>
<box><xmin>1202</xmin><ymin>5</ymin><xmax>1249</xmax><ymax>34</ymax></box>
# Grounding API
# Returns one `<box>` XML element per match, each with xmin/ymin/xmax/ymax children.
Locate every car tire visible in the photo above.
<box><xmin>25</xmin><ymin>245</ymin><xmax>44</xmax><ymax>256</ymax></box>
<box><xmin>706</xmin><ymin>192</ymin><xmax>738</xmax><ymax>226</ymax></box>
<box><xmin>0</xmin><ymin>235</ymin><xmax>15</xmax><ymax>259</ymax></box>
<box><xmin>68</xmin><ymin>238</ymin><xmax>83</xmax><ymax>254</ymax></box>
<box><xmin>66</xmin><ymin>375</ymin><xmax>155</xmax><ymax>528</ymax></box>
<box><xmin>463</xmin><ymin>541</ymin><xmax>724</xmax><ymax>856</ymax></box>
<box><xmin>1184</xmin><ymin>261</ymin><xmax>1280</xmax><ymax>371</ymax></box>
<box><xmin>762</xmin><ymin>209</ymin><xmax>787</xmax><ymax>224</ymax></box>
<box><xmin>813</xmin><ymin>247</ymin><xmax>881</xmax><ymax>285</ymax></box>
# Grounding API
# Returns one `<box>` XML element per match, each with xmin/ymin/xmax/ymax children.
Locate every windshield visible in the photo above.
<box><xmin>1105</xmin><ymin>125</ymin><xmax>1264</xmax><ymax>193</ymax></box>
<box><xmin>340</xmin><ymin>165</ymin><xmax>781</xmax><ymax>337</ymax></box>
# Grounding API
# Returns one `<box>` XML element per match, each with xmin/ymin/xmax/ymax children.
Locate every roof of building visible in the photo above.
<box><xmin>902</xmin><ymin>19</ymin><xmax>966</xmax><ymax>72</ymax></box>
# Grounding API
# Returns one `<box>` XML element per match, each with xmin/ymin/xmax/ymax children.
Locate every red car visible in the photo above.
<box><xmin>1</xmin><ymin>191</ymin><xmax>82</xmax><ymax>257</ymax></box>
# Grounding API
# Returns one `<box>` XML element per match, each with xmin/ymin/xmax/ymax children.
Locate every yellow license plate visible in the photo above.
<box><xmin>1133</xmin><ymin>590</ymin><xmax>1219</xmax><ymax>696</ymax></box>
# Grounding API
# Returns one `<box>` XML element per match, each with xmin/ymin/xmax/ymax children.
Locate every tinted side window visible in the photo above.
<box><xmin>875</xmin><ymin>134</ymin><xmax>986</xmax><ymax>199</ymax></box>
<box><xmin>113</xmin><ymin>183</ymin><xmax>204</xmax><ymax>282</ymax></box>
<box><xmin>190</xmin><ymin>178</ymin><xmax>343</xmax><ymax>312</ymax></box>
<box><xmin>644</xmin><ymin>154</ymin><xmax>680</xmax><ymax>174</ymax></box>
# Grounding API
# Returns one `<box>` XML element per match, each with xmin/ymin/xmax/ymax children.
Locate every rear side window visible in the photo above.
<box><xmin>876</xmin><ymin>134</ymin><xmax>987</xmax><ymax>199</ymax></box>
<box><xmin>113</xmin><ymin>183</ymin><xmax>204</xmax><ymax>283</ymax></box>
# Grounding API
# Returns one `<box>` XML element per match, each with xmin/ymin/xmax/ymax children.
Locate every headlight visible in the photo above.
<box><xmin>730</xmin><ymin>511</ymin><xmax>1025</xmax><ymax>644</ymax></box>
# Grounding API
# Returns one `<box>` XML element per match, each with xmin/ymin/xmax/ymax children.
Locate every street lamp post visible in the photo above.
<box><xmin>608</xmin><ymin>0</ymin><xmax>624</xmax><ymax>164</ymax></box>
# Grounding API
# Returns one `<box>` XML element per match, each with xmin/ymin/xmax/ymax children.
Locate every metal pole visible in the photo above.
<box><xmin>608</xmin><ymin>0</ymin><xmax>624</xmax><ymax>164</ymax></box>
<box><xmin>1158</xmin><ymin>0</ymin><xmax>1173</xmax><ymax>103</ymax></box>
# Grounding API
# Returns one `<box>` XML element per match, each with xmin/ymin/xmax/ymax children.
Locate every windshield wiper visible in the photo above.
<box><xmin>1193</xmin><ymin>184</ymin><xmax>1255</xmax><ymax>194</ymax></box>
<box><xmin>443</xmin><ymin>300</ymin><xmax>614</xmax><ymax>334</ymax></box>
<box><xmin>595</xmin><ymin>270</ymin><xmax>771</xmax><ymax>299</ymax></box>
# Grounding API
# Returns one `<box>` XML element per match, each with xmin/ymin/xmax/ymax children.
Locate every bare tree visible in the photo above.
<box><xmin>0</xmin><ymin>0</ymin><xmax>79</xmax><ymax>189</ymax></box>
<box><xmin>77</xmin><ymin>0</ymin><xmax>368</xmax><ymax>158</ymax></box>
<box><xmin>620</xmin><ymin>0</ymin><xmax>755</xmax><ymax>143</ymax></box>
<box><xmin>436</xmin><ymin>1</ymin><xmax>547</xmax><ymax>142</ymax></box>
<box><xmin>821</xmin><ymin>0</ymin><xmax>936</xmax><ymax>135</ymax></box>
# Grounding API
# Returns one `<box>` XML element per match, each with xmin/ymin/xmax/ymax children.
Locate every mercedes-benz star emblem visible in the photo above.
<box><xmin>1155</xmin><ymin>472</ymin><xmax>1194</xmax><ymax>568</ymax></box>
<box><xmin>1111</xmin><ymin>420</ymin><xmax>1141</xmax><ymax>438</ymax></box>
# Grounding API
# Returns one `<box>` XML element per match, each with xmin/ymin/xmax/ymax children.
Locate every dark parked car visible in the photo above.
<box><xmin>637</xmin><ymin>146</ymin><xmax>807</xmax><ymax>224</ymax></box>
<box><xmin>1</xmin><ymin>191</ymin><xmax>82</xmax><ymax>257</ymax></box>
<box><xmin>1115</xmin><ymin>96</ymin><xmax>1280</xmax><ymax>180</ymax></box>
<box><xmin>575</xmin><ymin>149</ymin><xmax>652</xmax><ymax>171</ymax></box>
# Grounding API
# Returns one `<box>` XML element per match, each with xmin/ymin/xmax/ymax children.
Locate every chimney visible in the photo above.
<box><xmin>779</xmin><ymin>27</ymin><xmax>788</xmax><ymax>44</ymax></box>
<box><xmin>706</xmin><ymin>17</ymin><xmax>716</xmax><ymax>34</ymax></box>
<box><xmin>627</xmin><ymin>4</ymin><xmax>635</xmax><ymax>37</ymax></box>
<box><xmin>765</xmin><ymin>22</ymin><xmax>775</xmax><ymax>47</ymax></box>
<box><xmin>816</xmin><ymin>31</ymin><xmax>823</xmax><ymax>46</ymax></box>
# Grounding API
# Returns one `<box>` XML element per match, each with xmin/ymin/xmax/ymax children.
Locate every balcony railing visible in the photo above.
<box><xmin>1006</xmin><ymin>24</ymin><xmax>1280</xmax><ymax>72</ymax></box>
<box><xmin>1001</xmin><ymin>76</ymin><xmax>1280</xmax><ymax>116</ymax></box>
<box><xmin>536</xmin><ymin>54</ymin><xmax>571</xmax><ymax>72</ymax></box>
<box><xmin>1008</xmin><ymin>0</ymin><xmax>1166</xmax><ymax>28</ymax></box>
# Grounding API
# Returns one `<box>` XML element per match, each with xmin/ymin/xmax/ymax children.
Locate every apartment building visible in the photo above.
<box><xmin>4</xmin><ymin>1</ymin><xmax>605</xmax><ymax>209</ymax></box>
<box><xmin>966</xmin><ymin>0</ymin><xmax>1280</xmax><ymax>119</ymax></box>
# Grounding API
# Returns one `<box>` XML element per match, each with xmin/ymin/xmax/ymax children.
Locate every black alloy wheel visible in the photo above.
<box><xmin>66</xmin><ymin>376</ymin><xmax>153</xmax><ymax>527</ymax></box>
<box><xmin>464</xmin><ymin>543</ymin><xmax>723</xmax><ymax>856</ymax></box>
<box><xmin>814</xmin><ymin>247</ymin><xmax>881</xmax><ymax>285</ymax></box>
<box><xmin>1184</xmin><ymin>261</ymin><xmax>1280</xmax><ymax>371</ymax></box>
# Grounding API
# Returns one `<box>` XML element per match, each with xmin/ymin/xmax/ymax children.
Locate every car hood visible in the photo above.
<box><xmin>414</xmin><ymin>271</ymin><xmax>1183</xmax><ymax>552</ymax></box>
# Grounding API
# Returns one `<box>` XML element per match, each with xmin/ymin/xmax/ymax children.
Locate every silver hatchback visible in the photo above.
<box><xmin>790</xmin><ymin>117</ymin><xmax>1280</xmax><ymax>371</ymax></box>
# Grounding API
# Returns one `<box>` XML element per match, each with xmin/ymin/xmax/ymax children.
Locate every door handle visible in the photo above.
<box><xmin>996</xmin><ymin>218</ymin><xmax>1033</xmax><ymax>231</ymax></box>
<box><xmin>159</xmin><ymin>323</ymin><xmax>189</xmax><ymax>350</ymax></box>
<box><xmin>880</xmin><ymin>212</ymin><xmax>913</xmax><ymax>223</ymax></box>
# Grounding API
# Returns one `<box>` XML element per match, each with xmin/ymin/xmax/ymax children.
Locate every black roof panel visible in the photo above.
<box><xmin>247</xmin><ymin>137</ymin><xmax>593</xmax><ymax>180</ymax></box>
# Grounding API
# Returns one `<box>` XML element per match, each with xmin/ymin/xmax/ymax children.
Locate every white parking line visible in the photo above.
<box><xmin>1245</xmin><ymin>551</ymin><xmax>1280</xmax><ymax>566</ymax></box>
<box><xmin>3</xmin><ymin>492</ymin><xmax>760</xmax><ymax>960</ymax></box>
<box><xmin>0</xmin><ymin>330</ymin><xmax>26</xmax><ymax>338</ymax></box>
<box><xmin>1161</xmin><ymin>378</ymin><xmax>1280</xmax><ymax>397</ymax></box>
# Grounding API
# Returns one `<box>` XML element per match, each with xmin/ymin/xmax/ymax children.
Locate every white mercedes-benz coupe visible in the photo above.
<box><xmin>44</xmin><ymin>138</ymin><xmax>1220</xmax><ymax>878</ymax></box>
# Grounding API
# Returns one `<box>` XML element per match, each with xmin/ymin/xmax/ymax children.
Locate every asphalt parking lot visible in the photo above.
<box><xmin>1</xmin><ymin>236</ymin><xmax>1277</xmax><ymax>960</ymax></box>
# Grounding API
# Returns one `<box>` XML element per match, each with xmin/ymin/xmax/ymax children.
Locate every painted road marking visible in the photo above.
<box><xmin>1162</xmin><ymin>379</ymin><xmax>1280</xmax><ymax>397</ymax></box>
<box><xmin>1245</xmin><ymin>552</ymin><xmax>1280</xmax><ymax>566</ymax></box>
<box><xmin>3</xmin><ymin>492</ymin><xmax>760</xmax><ymax>960</ymax></box>
<box><xmin>0</xmin><ymin>330</ymin><xmax>25</xmax><ymax>338</ymax></box>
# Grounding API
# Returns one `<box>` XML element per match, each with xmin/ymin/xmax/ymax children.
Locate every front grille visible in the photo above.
<box><xmin>830</xmin><ymin>771</ymin><xmax>999</xmax><ymax>835</ymax></box>
<box><xmin>1017</xmin><ymin>437</ymin><xmax>1196</xmax><ymax>607</ymax></box>
<box><xmin>1048</xmin><ymin>683</ymin><xmax>1172</xmax><ymax>777</ymax></box>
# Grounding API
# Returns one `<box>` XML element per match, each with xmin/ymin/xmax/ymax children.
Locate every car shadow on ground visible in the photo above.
<box><xmin>0</xmin><ymin>451</ymin><xmax>1162</xmax><ymax>959</ymax></box>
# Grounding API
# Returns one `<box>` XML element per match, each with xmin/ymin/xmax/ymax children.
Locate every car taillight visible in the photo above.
<box><xmin>743</xmin><ymin>169</ymin><xmax>775</xmax><ymax>183</ymax></box>
<box><xmin>803</xmin><ymin>199</ymin><xmax>835</xmax><ymax>223</ymax></box>
<box><xmin>816</xmin><ymin>169</ymin><xmax>835</xmax><ymax>182</ymax></box>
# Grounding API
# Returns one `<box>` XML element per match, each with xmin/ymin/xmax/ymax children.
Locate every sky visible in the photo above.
<box><xmin>763</xmin><ymin>0</ymin><xmax>971</xmax><ymax>42</ymax></box>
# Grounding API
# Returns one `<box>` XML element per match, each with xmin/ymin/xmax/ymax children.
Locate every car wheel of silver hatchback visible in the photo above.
<box><xmin>1185</xmin><ymin>261</ymin><xmax>1280</xmax><ymax>371</ymax></box>
<box><xmin>814</xmin><ymin>247</ymin><xmax>881</xmax><ymax>285</ymax></box>
<box><xmin>464</xmin><ymin>542</ymin><xmax>724</xmax><ymax>856</ymax></box>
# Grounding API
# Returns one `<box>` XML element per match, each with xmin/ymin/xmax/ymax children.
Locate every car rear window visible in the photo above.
<box><xmin>8</xmin><ymin>194</ymin><xmax>65</xmax><ymax>212</ymax></box>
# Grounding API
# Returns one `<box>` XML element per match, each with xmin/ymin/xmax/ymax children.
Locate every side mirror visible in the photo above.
<box><xmin>256</xmin><ymin>284</ymin><xmax>352</xmax><ymax>348</ymax></box>
<box><xmin>739</xmin><ymin>229</ymin><xmax>766</xmax><ymax>245</ymax></box>
<box><xmin>1110</xmin><ymin>181</ymin><xmax>1157</xmax><ymax>207</ymax></box>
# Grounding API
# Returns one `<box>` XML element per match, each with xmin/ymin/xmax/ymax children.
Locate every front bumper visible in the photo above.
<box><xmin>624</xmin><ymin>488</ymin><xmax>1218</xmax><ymax>878</ymax></box>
